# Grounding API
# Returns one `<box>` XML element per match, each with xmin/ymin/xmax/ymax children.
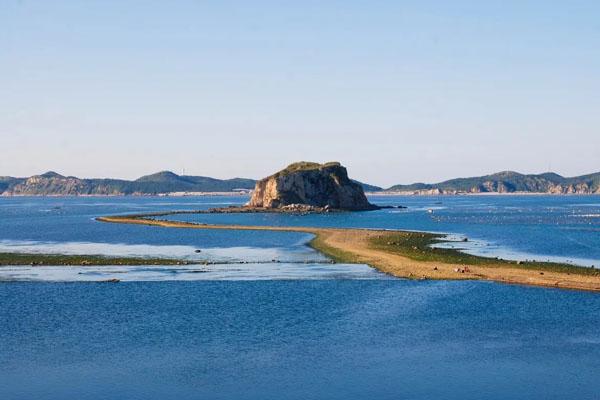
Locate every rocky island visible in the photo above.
<box><xmin>101</xmin><ymin>162</ymin><xmax>383</xmax><ymax>217</ymax></box>
<box><xmin>243</xmin><ymin>162</ymin><xmax>379</xmax><ymax>212</ymax></box>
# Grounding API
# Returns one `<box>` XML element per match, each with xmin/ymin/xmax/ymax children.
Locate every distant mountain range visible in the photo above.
<box><xmin>0</xmin><ymin>171</ymin><xmax>256</xmax><ymax>196</ymax></box>
<box><xmin>1</xmin><ymin>170</ymin><xmax>598</xmax><ymax>196</ymax></box>
<box><xmin>385</xmin><ymin>171</ymin><xmax>600</xmax><ymax>195</ymax></box>
<box><xmin>0</xmin><ymin>171</ymin><xmax>379</xmax><ymax>196</ymax></box>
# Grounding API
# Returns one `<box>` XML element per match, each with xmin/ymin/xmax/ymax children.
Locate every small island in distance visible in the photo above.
<box><xmin>245</xmin><ymin>161</ymin><xmax>379</xmax><ymax>211</ymax></box>
<box><xmin>1</xmin><ymin>167</ymin><xmax>599</xmax><ymax>196</ymax></box>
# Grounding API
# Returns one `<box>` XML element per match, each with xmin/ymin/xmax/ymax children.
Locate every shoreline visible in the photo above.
<box><xmin>0</xmin><ymin>192</ymin><xmax>250</xmax><ymax>197</ymax></box>
<box><xmin>368</xmin><ymin>191</ymin><xmax>600</xmax><ymax>196</ymax></box>
<box><xmin>1</xmin><ymin>192</ymin><xmax>599</xmax><ymax>197</ymax></box>
<box><xmin>97</xmin><ymin>214</ymin><xmax>600</xmax><ymax>292</ymax></box>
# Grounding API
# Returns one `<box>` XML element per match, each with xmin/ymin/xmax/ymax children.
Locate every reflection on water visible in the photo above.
<box><xmin>0</xmin><ymin>262</ymin><xmax>388</xmax><ymax>282</ymax></box>
<box><xmin>0</xmin><ymin>239</ymin><xmax>327</xmax><ymax>264</ymax></box>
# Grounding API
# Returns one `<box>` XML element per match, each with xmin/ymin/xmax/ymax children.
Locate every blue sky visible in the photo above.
<box><xmin>1</xmin><ymin>1</ymin><xmax>599</xmax><ymax>186</ymax></box>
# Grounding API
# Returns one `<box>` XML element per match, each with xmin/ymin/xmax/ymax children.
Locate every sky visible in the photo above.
<box><xmin>1</xmin><ymin>1</ymin><xmax>599</xmax><ymax>187</ymax></box>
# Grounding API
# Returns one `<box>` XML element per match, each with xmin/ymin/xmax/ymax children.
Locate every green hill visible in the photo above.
<box><xmin>1</xmin><ymin>171</ymin><xmax>257</xmax><ymax>196</ymax></box>
<box><xmin>354</xmin><ymin>180</ymin><xmax>383</xmax><ymax>192</ymax></box>
<box><xmin>387</xmin><ymin>171</ymin><xmax>600</xmax><ymax>194</ymax></box>
<box><xmin>3</xmin><ymin>169</ymin><xmax>597</xmax><ymax>196</ymax></box>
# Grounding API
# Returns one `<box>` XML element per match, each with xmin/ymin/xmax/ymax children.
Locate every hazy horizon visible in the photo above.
<box><xmin>2</xmin><ymin>1</ymin><xmax>599</xmax><ymax>187</ymax></box>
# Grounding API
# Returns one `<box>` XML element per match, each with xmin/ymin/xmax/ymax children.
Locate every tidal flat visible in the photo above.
<box><xmin>99</xmin><ymin>212</ymin><xmax>600</xmax><ymax>292</ymax></box>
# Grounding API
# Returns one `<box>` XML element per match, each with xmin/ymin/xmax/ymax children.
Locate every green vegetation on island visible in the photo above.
<box><xmin>307</xmin><ymin>228</ymin><xmax>599</xmax><ymax>277</ymax></box>
<box><xmin>368</xmin><ymin>231</ymin><xmax>600</xmax><ymax>276</ymax></box>
<box><xmin>273</xmin><ymin>161</ymin><xmax>341</xmax><ymax>177</ymax></box>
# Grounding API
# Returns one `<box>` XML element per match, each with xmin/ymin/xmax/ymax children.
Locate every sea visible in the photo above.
<box><xmin>0</xmin><ymin>195</ymin><xmax>599</xmax><ymax>399</ymax></box>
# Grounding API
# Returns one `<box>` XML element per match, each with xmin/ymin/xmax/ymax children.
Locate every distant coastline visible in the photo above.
<box><xmin>382</xmin><ymin>170</ymin><xmax>600</xmax><ymax>195</ymax></box>
<box><xmin>3</xmin><ymin>191</ymin><xmax>599</xmax><ymax>197</ymax></box>
<box><xmin>2</xmin><ymin>169</ymin><xmax>599</xmax><ymax>196</ymax></box>
<box><xmin>367</xmin><ymin>191</ymin><xmax>600</xmax><ymax>196</ymax></box>
<box><xmin>0</xmin><ymin>191</ymin><xmax>250</xmax><ymax>197</ymax></box>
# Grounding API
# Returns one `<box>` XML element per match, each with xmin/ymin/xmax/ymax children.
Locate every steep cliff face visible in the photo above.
<box><xmin>248</xmin><ymin>162</ymin><xmax>377</xmax><ymax>211</ymax></box>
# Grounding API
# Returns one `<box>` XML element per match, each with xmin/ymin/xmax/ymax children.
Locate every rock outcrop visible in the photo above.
<box><xmin>247</xmin><ymin>162</ymin><xmax>378</xmax><ymax>211</ymax></box>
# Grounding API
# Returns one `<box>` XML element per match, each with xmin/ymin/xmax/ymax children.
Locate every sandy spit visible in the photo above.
<box><xmin>97</xmin><ymin>216</ymin><xmax>600</xmax><ymax>292</ymax></box>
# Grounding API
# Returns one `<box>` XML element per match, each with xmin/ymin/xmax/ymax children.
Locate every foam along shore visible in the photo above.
<box><xmin>96</xmin><ymin>214</ymin><xmax>600</xmax><ymax>292</ymax></box>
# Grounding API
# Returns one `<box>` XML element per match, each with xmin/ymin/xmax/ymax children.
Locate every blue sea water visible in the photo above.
<box><xmin>0</xmin><ymin>195</ymin><xmax>599</xmax><ymax>399</ymax></box>
<box><xmin>1</xmin><ymin>281</ymin><xmax>599</xmax><ymax>400</ymax></box>
<box><xmin>1</xmin><ymin>195</ymin><xmax>598</xmax><ymax>268</ymax></box>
